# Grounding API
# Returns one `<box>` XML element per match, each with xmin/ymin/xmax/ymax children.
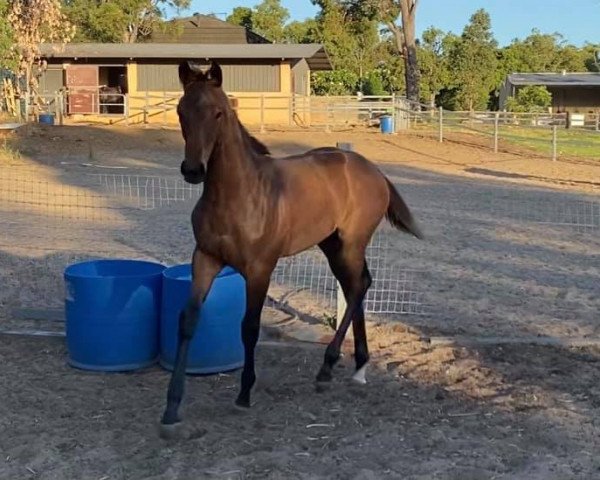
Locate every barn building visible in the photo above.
<box><xmin>499</xmin><ymin>72</ymin><xmax>600</xmax><ymax>118</ymax></box>
<box><xmin>38</xmin><ymin>14</ymin><xmax>331</xmax><ymax>125</ymax></box>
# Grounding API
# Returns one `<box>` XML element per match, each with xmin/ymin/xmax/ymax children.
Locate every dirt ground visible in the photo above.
<box><xmin>2</xmin><ymin>325</ymin><xmax>600</xmax><ymax>480</ymax></box>
<box><xmin>0</xmin><ymin>123</ymin><xmax>599</xmax><ymax>479</ymax></box>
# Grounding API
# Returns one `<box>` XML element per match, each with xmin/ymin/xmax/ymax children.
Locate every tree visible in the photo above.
<box><xmin>498</xmin><ymin>30</ymin><xmax>585</xmax><ymax>81</ymax></box>
<box><xmin>418</xmin><ymin>27</ymin><xmax>456</xmax><ymax>107</ymax></box>
<box><xmin>283</xmin><ymin>18</ymin><xmax>318</xmax><ymax>43</ymax></box>
<box><xmin>63</xmin><ymin>0</ymin><xmax>190</xmax><ymax>43</ymax></box>
<box><xmin>344</xmin><ymin>0</ymin><xmax>420</xmax><ymax>103</ymax></box>
<box><xmin>448</xmin><ymin>9</ymin><xmax>498</xmax><ymax>110</ymax></box>
<box><xmin>8</xmin><ymin>0</ymin><xmax>75</xmax><ymax>97</ymax></box>
<box><xmin>227</xmin><ymin>0</ymin><xmax>289</xmax><ymax>43</ymax></box>
<box><xmin>0</xmin><ymin>0</ymin><xmax>15</xmax><ymax>70</ymax></box>
<box><xmin>311</xmin><ymin>68</ymin><xmax>358</xmax><ymax>95</ymax></box>
<box><xmin>505</xmin><ymin>85</ymin><xmax>552</xmax><ymax>113</ymax></box>
<box><xmin>252</xmin><ymin>0</ymin><xmax>289</xmax><ymax>42</ymax></box>
<box><xmin>227</xmin><ymin>6</ymin><xmax>253</xmax><ymax>31</ymax></box>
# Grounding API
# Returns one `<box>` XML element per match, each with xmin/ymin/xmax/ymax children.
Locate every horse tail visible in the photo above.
<box><xmin>385</xmin><ymin>177</ymin><xmax>423</xmax><ymax>239</ymax></box>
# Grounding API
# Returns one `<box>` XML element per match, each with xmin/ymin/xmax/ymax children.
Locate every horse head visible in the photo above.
<box><xmin>177</xmin><ymin>61</ymin><xmax>270</xmax><ymax>184</ymax></box>
<box><xmin>177</xmin><ymin>61</ymin><xmax>233</xmax><ymax>184</ymax></box>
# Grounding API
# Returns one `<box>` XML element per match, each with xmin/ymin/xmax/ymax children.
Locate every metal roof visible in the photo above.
<box><xmin>507</xmin><ymin>72</ymin><xmax>600</xmax><ymax>87</ymax></box>
<box><xmin>40</xmin><ymin>43</ymin><xmax>332</xmax><ymax>70</ymax></box>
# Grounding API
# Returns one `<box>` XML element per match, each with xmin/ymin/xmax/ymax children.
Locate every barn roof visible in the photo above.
<box><xmin>148</xmin><ymin>14</ymin><xmax>271</xmax><ymax>44</ymax></box>
<box><xmin>39</xmin><ymin>43</ymin><xmax>332</xmax><ymax>71</ymax></box>
<box><xmin>507</xmin><ymin>72</ymin><xmax>600</xmax><ymax>87</ymax></box>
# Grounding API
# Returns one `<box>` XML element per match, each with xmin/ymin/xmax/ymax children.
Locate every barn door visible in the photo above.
<box><xmin>66</xmin><ymin>65</ymin><xmax>99</xmax><ymax>114</ymax></box>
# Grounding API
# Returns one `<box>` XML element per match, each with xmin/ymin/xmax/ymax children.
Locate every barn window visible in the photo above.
<box><xmin>136</xmin><ymin>63</ymin><xmax>281</xmax><ymax>92</ymax></box>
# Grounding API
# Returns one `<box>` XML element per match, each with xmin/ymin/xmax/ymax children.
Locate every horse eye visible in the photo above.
<box><xmin>215</xmin><ymin>110</ymin><xmax>223</xmax><ymax>119</ymax></box>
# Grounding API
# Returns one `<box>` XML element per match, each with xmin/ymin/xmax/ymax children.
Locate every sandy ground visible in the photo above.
<box><xmin>2</xmin><ymin>326</ymin><xmax>600</xmax><ymax>480</ymax></box>
<box><xmin>0</xmin><ymin>123</ymin><xmax>599</xmax><ymax>478</ymax></box>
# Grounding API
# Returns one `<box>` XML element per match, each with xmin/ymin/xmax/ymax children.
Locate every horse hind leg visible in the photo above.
<box><xmin>316</xmin><ymin>233</ymin><xmax>372</xmax><ymax>386</ymax></box>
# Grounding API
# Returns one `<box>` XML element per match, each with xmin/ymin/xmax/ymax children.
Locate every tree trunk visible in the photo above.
<box><xmin>399</xmin><ymin>0</ymin><xmax>420</xmax><ymax>104</ymax></box>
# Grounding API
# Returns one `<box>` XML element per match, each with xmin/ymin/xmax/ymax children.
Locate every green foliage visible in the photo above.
<box><xmin>226</xmin><ymin>0</ymin><xmax>289</xmax><ymax>43</ymax></box>
<box><xmin>0</xmin><ymin>0</ymin><xmax>15</xmax><ymax>70</ymax></box>
<box><xmin>283</xmin><ymin>19</ymin><xmax>318</xmax><ymax>43</ymax></box>
<box><xmin>226</xmin><ymin>7</ymin><xmax>253</xmax><ymax>31</ymax></box>
<box><xmin>311</xmin><ymin>69</ymin><xmax>358</xmax><ymax>95</ymax></box>
<box><xmin>252</xmin><ymin>0</ymin><xmax>289</xmax><ymax>42</ymax></box>
<box><xmin>363</xmin><ymin>70</ymin><xmax>385</xmax><ymax>95</ymax></box>
<box><xmin>497</xmin><ymin>30</ymin><xmax>588</xmax><ymax>88</ymax></box>
<box><xmin>63</xmin><ymin>0</ymin><xmax>190</xmax><ymax>43</ymax></box>
<box><xmin>505</xmin><ymin>85</ymin><xmax>552</xmax><ymax>113</ymax></box>
<box><xmin>448</xmin><ymin>9</ymin><xmax>498</xmax><ymax>110</ymax></box>
<box><xmin>418</xmin><ymin>27</ymin><xmax>457</xmax><ymax>106</ymax></box>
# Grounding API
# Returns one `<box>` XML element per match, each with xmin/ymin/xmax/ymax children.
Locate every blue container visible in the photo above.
<box><xmin>39</xmin><ymin>113</ymin><xmax>55</xmax><ymax>125</ymax></box>
<box><xmin>380</xmin><ymin>115</ymin><xmax>394</xmax><ymax>134</ymax></box>
<box><xmin>64</xmin><ymin>259</ymin><xmax>166</xmax><ymax>371</ymax></box>
<box><xmin>160</xmin><ymin>264</ymin><xmax>246</xmax><ymax>374</ymax></box>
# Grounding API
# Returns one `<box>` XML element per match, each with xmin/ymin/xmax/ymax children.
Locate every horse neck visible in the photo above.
<box><xmin>204</xmin><ymin>119</ymin><xmax>262</xmax><ymax>198</ymax></box>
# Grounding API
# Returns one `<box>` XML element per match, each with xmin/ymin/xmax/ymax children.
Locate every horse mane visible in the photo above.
<box><xmin>236</xmin><ymin>119</ymin><xmax>270</xmax><ymax>155</ymax></box>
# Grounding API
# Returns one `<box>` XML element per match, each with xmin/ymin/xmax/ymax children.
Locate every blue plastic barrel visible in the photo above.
<box><xmin>160</xmin><ymin>264</ymin><xmax>246</xmax><ymax>374</ymax></box>
<box><xmin>39</xmin><ymin>113</ymin><xmax>55</xmax><ymax>125</ymax></box>
<box><xmin>380</xmin><ymin>115</ymin><xmax>394</xmax><ymax>134</ymax></box>
<box><xmin>64</xmin><ymin>259</ymin><xmax>166</xmax><ymax>371</ymax></box>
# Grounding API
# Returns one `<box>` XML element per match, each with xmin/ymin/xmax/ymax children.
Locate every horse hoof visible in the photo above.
<box><xmin>351</xmin><ymin>364</ymin><xmax>368</xmax><ymax>385</ymax></box>
<box><xmin>315</xmin><ymin>381</ymin><xmax>331</xmax><ymax>393</ymax></box>
<box><xmin>233</xmin><ymin>397</ymin><xmax>251</xmax><ymax>412</ymax></box>
<box><xmin>159</xmin><ymin>422</ymin><xmax>183</xmax><ymax>440</ymax></box>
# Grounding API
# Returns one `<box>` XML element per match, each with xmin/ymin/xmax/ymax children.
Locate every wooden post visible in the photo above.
<box><xmin>163</xmin><ymin>91</ymin><xmax>167</xmax><ymax>126</ymax></box>
<box><xmin>124</xmin><ymin>94</ymin><xmax>129</xmax><ymax>126</ymax></box>
<box><xmin>260</xmin><ymin>94</ymin><xmax>265</xmax><ymax>133</ymax></box>
<box><xmin>438</xmin><ymin>106</ymin><xmax>443</xmax><ymax>143</ymax></box>
<box><xmin>55</xmin><ymin>92</ymin><xmax>63</xmax><ymax>126</ymax></box>
<box><xmin>493</xmin><ymin>112</ymin><xmax>499</xmax><ymax>153</ymax></box>
<box><xmin>552</xmin><ymin>125</ymin><xmax>558</xmax><ymax>161</ymax></box>
<box><xmin>392</xmin><ymin>93</ymin><xmax>397</xmax><ymax>133</ymax></box>
<box><xmin>288</xmin><ymin>94</ymin><xmax>293</xmax><ymax>126</ymax></box>
<box><xmin>143</xmin><ymin>90</ymin><xmax>149</xmax><ymax>125</ymax></box>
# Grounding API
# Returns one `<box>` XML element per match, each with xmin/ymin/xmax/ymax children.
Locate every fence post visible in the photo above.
<box><xmin>493</xmin><ymin>112</ymin><xmax>499</xmax><ymax>153</ymax></box>
<box><xmin>260</xmin><ymin>94</ymin><xmax>265</xmax><ymax>133</ymax></box>
<box><xmin>143</xmin><ymin>91</ymin><xmax>149</xmax><ymax>125</ymax></box>
<box><xmin>552</xmin><ymin>125</ymin><xmax>558</xmax><ymax>161</ymax></box>
<box><xmin>162</xmin><ymin>91</ymin><xmax>167</xmax><ymax>126</ymax></box>
<box><xmin>288</xmin><ymin>94</ymin><xmax>293</xmax><ymax>126</ymax></box>
<box><xmin>124</xmin><ymin>94</ymin><xmax>129</xmax><ymax>126</ymax></box>
<box><xmin>596</xmin><ymin>112</ymin><xmax>599</xmax><ymax>132</ymax></box>
<box><xmin>438</xmin><ymin>106</ymin><xmax>443</xmax><ymax>143</ymax></box>
<box><xmin>392</xmin><ymin>93</ymin><xmax>396</xmax><ymax>133</ymax></box>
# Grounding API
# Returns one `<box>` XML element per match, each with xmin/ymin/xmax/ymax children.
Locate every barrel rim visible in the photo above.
<box><xmin>162</xmin><ymin>263</ymin><xmax>241</xmax><ymax>281</ymax></box>
<box><xmin>64</xmin><ymin>258</ymin><xmax>166</xmax><ymax>280</ymax></box>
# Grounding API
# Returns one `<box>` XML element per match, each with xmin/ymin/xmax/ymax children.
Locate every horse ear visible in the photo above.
<box><xmin>206</xmin><ymin>62</ymin><xmax>223</xmax><ymax>87</ymax></box>
<box><xmin>179</xmin><ymin>61</ymin><xmax>203</xmax><ymax>87</ymax></box>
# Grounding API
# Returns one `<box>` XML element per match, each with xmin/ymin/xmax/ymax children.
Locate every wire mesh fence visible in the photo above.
<box><xmin>393</xmin><ymin>103</ymin><xmax>600</xmax><ymax>161</ymax></box>
<box><xmin>0</xmin><ymin>167</ymin><xmax>427</xmax><ymax>327</ymax></box>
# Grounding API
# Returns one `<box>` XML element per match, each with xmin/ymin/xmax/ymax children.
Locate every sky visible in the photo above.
<box><xmin>169</xmin><ymin>0</ymin><xmax>600</xmax><ymax>46</ymax></box>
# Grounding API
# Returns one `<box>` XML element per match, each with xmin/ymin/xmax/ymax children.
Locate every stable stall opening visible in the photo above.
<box><xmin>99</xmin><ymin>66</ymin><xmax>127</xmax><ymax>115</ymax></box>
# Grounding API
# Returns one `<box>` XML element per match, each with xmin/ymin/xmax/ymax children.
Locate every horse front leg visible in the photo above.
<box><xmin>235</xmin><ymin>265</ymin><xmax>274</xmax><ymax>409</ymax></box>
<box><xmin>160</xmin><ymin>247</ymin><xmax>222</xmax><ymax>438</ymax></box>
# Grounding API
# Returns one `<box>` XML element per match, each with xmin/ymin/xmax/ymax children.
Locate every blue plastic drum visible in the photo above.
<box><xmin>64</xmin><ymin>259</ymin><xmax>166</xmax><ymax>371</ymax></box>
<box><xmin>39</xmin><ymin>113</ymin><xmax>55</xmax><ymax>125</ymax></box>
<box><xmin>380</xmin><ymin>115</ymin><xmax>394</xmax><ymax>134</ymax></box>
<box><xmin>160</xmin><ymin>264</ymin><xmax>246</xmax><ymax>374</ymax></box>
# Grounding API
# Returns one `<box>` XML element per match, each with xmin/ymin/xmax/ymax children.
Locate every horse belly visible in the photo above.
<box><xmin>281</xmin><ymin>203</ymin><xmax>336</xmax><ymax>256</ymax></box>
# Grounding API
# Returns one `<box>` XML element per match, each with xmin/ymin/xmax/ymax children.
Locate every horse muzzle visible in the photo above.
<box><xmin>180</xmin><ymin>160</ymin><xmax>205</xmax><ymax>184</ymax></box>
